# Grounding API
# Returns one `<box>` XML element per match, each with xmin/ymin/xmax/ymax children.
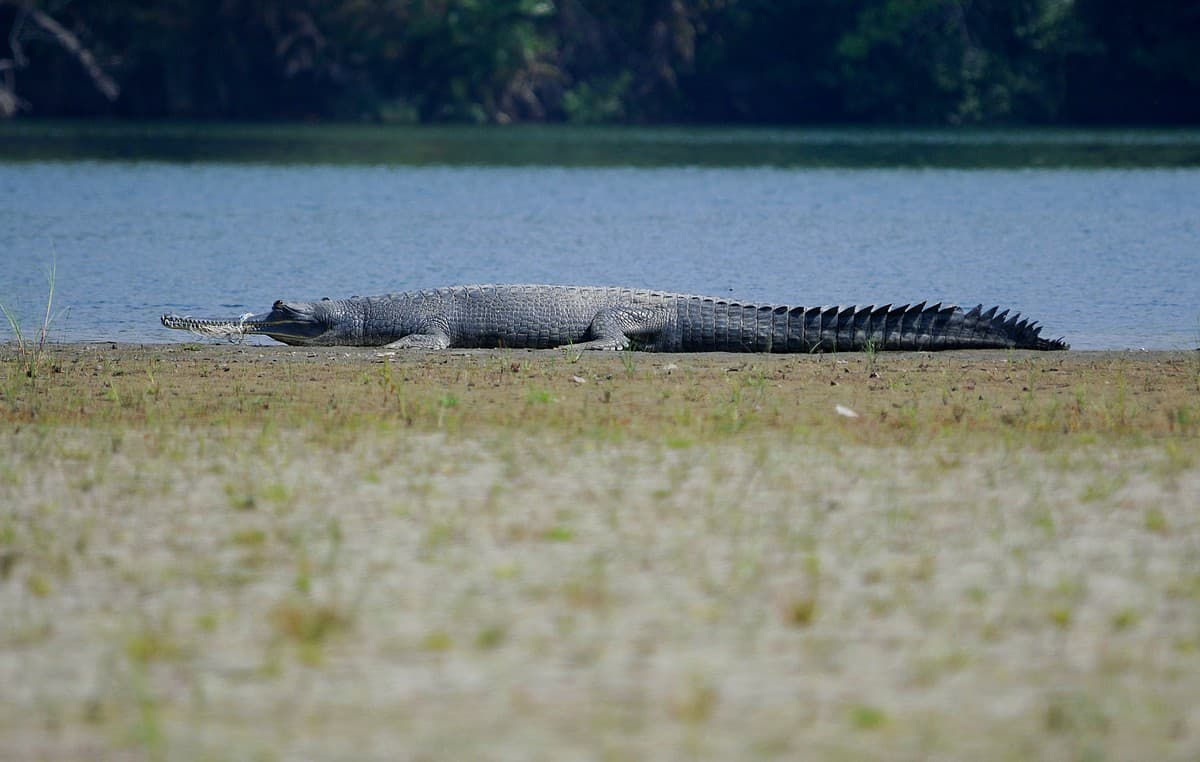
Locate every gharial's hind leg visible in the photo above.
<box><xmin>565</xmin><ymin>305</ymin><xmax>670</xmax><ymax>351</ymax></box>
<box><xmin>384</xmin><ymin>332</ymin><xmax>452</xmax><ymax>350</ymax></box>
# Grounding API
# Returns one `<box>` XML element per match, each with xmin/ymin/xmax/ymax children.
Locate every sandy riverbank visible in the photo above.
<box><xmin>2</xmin><ymin>344</ymin><xmax>1198</xmax><ymax>760</ymax></box>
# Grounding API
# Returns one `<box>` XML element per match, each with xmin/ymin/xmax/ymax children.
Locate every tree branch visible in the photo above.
<box><xmin>23</xmin><ymin>3</ymin><xmax>119</xmax><ymax>101</ymax></box>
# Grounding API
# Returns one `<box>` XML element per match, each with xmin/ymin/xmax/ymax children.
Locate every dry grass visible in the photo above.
<box><xmin>2</xmin><ymin>344</ymin><xmax>1199</xmax><ymax>760</ymax></box>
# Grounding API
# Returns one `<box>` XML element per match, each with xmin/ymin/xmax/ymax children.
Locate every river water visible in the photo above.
<box><xmin>2</xmin><ymin>124</ymin><xmax>1198</xmax><ymax>349</ymax></box>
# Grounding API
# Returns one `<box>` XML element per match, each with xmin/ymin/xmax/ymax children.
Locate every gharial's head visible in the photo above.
<box><xmin>161</xmin><ymin>298</ymin><xmax>357</xmax><ymax>346</ymax></box>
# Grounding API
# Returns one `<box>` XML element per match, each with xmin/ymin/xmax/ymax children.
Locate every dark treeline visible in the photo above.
<box><xmin>2</xmin><ymin>0</ymin><xmax>1198</xmax><ymax>124</ymax></box>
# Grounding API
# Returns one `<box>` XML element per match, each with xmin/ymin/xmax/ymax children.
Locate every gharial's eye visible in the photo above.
<box><xmin>273</xmin><ymin>300</ymin><xmax>284</xmax><ymax>309</ymax></box>
<box><xmin>321</xmin><ymin>297</ymin><xmax>331</xmax><ymax>301</ymax></box>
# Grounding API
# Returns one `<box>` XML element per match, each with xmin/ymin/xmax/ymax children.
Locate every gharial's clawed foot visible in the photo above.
<box><xmin>561</xmin><ymin>339</ymin><xmax>630</xmax><ymax>352</ymax></box>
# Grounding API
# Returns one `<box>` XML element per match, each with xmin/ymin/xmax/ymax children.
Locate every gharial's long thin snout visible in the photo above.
<box><xmin>161</xmin><ymin>312</ymin><xmax>263</xmax><ymax>338</ymax></box>
<box><xmin>162</xmin><ymin>299</ymin><xmax>334</xmax><ymax>345</ymax></box>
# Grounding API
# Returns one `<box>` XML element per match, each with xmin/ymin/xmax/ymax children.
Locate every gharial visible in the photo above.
<box><xmin>161</xmin><ymin>284</ymin><xmax>1068</xmax><ymax>352</ymax></box>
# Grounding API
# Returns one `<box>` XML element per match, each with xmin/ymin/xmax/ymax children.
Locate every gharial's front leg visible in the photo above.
<box><xmin>564</xmin><ymin>305</ymin><xmax>671</xmax><ymax>351</ymax></box>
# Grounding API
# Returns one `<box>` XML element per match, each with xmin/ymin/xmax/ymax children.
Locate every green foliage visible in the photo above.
<box><xmin>0</xmin><ymin>1</ymin><xmax>1197</xmax><ymax>123</ymax></box>
<box><xmin>563</xmin><ymin>72</ymin><xmax>631</xmax><ymax>123</ymax></box>
<box><xmin>833</xmin><ymin>0</ymin><xmax>1080</xmax><ymax>123</ymax></box>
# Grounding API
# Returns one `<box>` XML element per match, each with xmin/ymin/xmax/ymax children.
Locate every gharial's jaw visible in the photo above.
<box><xmin>160</xmin><ymin>312</ymin><xmax>262</xmax><ymax>338</ymax></box>
<box><xmin>161</xmin><ymin>300</ymin><xmax>330</xmax><ymax>345</ymax></box>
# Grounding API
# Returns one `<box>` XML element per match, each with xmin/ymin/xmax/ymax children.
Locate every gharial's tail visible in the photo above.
<box><xmin>942</xmin><ymin>303</ymin><xmax>1068</xmax><ymax>351</ymax></box>
<box><xmin>691</xmin><ymin>301</ymin><xmax>1068</xmax><ymax>351</ymax></box>
<box><xmin>816</xmin><ymin>302</ymin><xmax>1069</xmax><ymax>351</ymax></box>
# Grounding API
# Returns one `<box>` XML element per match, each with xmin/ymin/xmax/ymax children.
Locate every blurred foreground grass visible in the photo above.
<box><xmin>2</xmin><ymin>344</ymin><xmax>1198</xmax><ymax>760</ymax></box>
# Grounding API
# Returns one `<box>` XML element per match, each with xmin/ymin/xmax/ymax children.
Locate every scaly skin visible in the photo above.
<box><xmin>162</xmin><ymin>284</ymin><xmax>1068</xmax><ymax>351</ymax></box>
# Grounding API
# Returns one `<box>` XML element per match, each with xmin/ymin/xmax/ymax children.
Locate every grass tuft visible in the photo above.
<box><xmin>2</xmin><ymin>254</ymin><xmax>67</xmax><ymax>385</ymax></box>
<box><xmin>269</xmin><ymin>597</ymin><xmax>352</xmax><ymax>662</ymax></box>
<box><xmin>848</xmin><ymin>704</ymin><xmax>888</xmax><ymax>730</ymax></box>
